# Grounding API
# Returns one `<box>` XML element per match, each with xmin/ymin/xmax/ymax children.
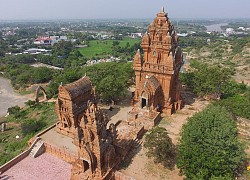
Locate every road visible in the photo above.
<box><xmin>0</xmin><ymin>77</ymin><xmax>30</xmax><ymax>117</ymax></box>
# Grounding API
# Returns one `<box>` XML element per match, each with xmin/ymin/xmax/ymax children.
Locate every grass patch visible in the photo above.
<box><xmin>18</xmin><ymin>90</ymin><xmax>33</xmax><ymax>95</ymax></box>
<box><xmin>79</xmin><ymin>37</ymin><xmax>141</xmax><ymax>58</ymax></box>
<box><xmin>0</xmin><ymin>102</ymin><xmax>57</xmax><ymax>166</ymax></box>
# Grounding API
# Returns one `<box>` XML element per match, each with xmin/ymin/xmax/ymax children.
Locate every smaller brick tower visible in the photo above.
<box><xmin>55</xmin><ymin>76</ymin><xmax>95</xmax><ymax>138</ymax></box>
<box><xmin>71</xmin><ymin>101</ymin><xmax>119</xmax><ymax>180</ymax></box>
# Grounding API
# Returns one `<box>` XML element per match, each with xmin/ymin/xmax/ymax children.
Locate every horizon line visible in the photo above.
<box><xmin>1</xmin><ymin>17</ymin><xmax>250</xmax><ymax>22</ymax></box>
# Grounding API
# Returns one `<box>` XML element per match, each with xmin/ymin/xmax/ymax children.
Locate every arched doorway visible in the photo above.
<box><xmin>35</xmin><ymin>86</ymin><xmax>48</xmax><ymax>103</ymax></box>
<box><xmin>80</xmin><ymin>157</ymin><xmax>90</xmax><ymax>172</ymax></box>
<box><xmin>141</xmin><ymin>92</ymin><xmax>148</xmax><ymax>109</ymax></box>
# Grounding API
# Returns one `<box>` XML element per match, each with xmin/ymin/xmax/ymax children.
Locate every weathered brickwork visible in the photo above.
<box><xmin>132</xmin><ymin>7</ymin><xmax>183</xmax><ymax>114</ymax></box>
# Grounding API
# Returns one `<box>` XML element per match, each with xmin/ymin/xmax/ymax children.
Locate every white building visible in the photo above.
<box><xmin>226</xmin><ymin>28</ymin><xmax>235</xmax><ymax>35</ymax></box>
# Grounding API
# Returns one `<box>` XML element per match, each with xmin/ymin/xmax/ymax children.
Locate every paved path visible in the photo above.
<box><xmin>0</xmin><ymin>77</ymin><xmax>30</xmax><ymax>117</ymax></box>
<box><xmin>1</xmin><ymin>153</ymin><xmax>71</xmax><ymax>180</ymax></box>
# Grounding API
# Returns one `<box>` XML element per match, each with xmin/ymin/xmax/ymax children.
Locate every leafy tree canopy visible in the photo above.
<box><xmin>177</xmin><ymin>105</ymin><xmax>246</xmax><ymax>180</ymax></box>
<box><xmin>180</xmin><ymin>60</ymin><xmax>235</xmax><ymax>97</ymax></box>
<box><xmin>82</xmin><ymin>62</ymin><xmax>133</xmax><ymax>102</ymax></box>
<box><xmin>214</xmin><ymin>93</ymin><xmax>250</xmax><ymax>119</ymax></box>
<box><xmin>144</xmin><ymin>126</ymin><xmax>176</xmax><ymax>169</ymax></box>
<box><xmin>47</xmin><ymin>62</ymin><xmax>133</xmax><ymax>102</ymax></box>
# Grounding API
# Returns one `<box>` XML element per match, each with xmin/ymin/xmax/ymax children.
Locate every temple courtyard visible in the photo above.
<box><xmin>1</xmin><ymin>153</ymin><xmax>71</xmax><ymax>180</ymax></box>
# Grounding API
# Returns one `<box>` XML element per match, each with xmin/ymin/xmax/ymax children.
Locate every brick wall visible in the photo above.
<box><xmin>44</xmin><ymin>142</ymin><xmax>77</xmax><ymax>164</ymax></box>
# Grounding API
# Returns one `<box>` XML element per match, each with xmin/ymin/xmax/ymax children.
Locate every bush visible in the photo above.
<box><xmin>21</xmin><ymin>119</ymin><xmax>47</xmax><ymax>136</ymax></box>
<box><xmin>25</xmin><ymin>100</ymin><xmax>36</xmax><ymax>108</ymax></box>
<box><xmin>144</xmin><ymin>127</ymin><xmax>176</xmax><ymax>169</ymax></box>
<box><xmin>221</xmin><ymin>81</ymin><xmax>247</xmax><ymax>99</ymax></box>
<box><xmin>177</xmin><ymin>105</ymin><xmax>246</xmax><ymax>179</ymax></box>
<box><xmin>7</xmin><ymin>106</ymin><xmax>21</xmax><ymax>117</ymax></box>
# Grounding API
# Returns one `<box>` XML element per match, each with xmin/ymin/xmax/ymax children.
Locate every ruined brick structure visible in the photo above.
<box><xmin>133</xmin><ymin>7</ymin><xmax>183</xmax><ymax>114</ymax></box>
<box><xmin>56</xmin><ymin>76</ymin><xmax>96</xmax><ymax>138</ymax></box>
<box><xmin>56</xmin><ymin>76</ymin><xmax>120</xmax><ymax>180</ymax></box>
<box><xmin>71</xmin><ymin>101</ymin><xmax>119</xmax><ymax>180</ymax></box>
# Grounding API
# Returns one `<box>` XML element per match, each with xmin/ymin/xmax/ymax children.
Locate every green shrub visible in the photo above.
<box><xmin>7</xmin><ymin>106</ymin><xmax>21</xmax><ymax>117</ymax></box>
<box><xmin>21</xmin><ymin>119</ymin><xmax>47</xmax><ymax>136</ymax></box>
<box><xmin>177</xmin><ymin>105</ymin><xmax>246</xmax><ymax>179</ymax></box>
<box><xmin>144</xmin><ymin>127</ymin><xmax>176</xmax><ymax>169</ymax></box>
<box><xmin>180</xmin><ymin>61</ymin><xmax>234</xmax><ymax>97</ymax></box>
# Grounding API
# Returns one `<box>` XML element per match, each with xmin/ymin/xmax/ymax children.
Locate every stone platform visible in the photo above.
<box><xmin>40</xmin><ymin>127</ymin><xmax>77</xmax><ymax>154</ymax></box>
<box><xmin>1</xmin><ymin>153</ymin><xmax>71</xmax><ymax>180</ymax></box>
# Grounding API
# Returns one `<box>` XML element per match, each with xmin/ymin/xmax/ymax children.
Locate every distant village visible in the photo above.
<box><xmin>1</xmin><ymin>20</ymin><xmax>250</xmax><ymax>68</ymax></box>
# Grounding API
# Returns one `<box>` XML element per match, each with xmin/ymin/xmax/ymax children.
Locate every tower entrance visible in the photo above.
<box><xmin>141</xmin><ymin>98</ymin><xmax>147</xmax><ymax>108</ymax></box>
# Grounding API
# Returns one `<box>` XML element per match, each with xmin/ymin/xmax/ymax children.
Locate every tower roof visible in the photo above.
<box><xmin>59</xmin><ymin>76</ymin><xmax>92</xmax><ymax>100</ymax></box>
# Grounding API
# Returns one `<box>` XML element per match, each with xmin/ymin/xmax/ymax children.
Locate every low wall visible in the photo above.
<box><xmin>0</xmin><ymin>137</ymin><xmax>41</xmax><ymax>174</ymax></box>
<box><xmin>44</xmin><ymin>142</ymin><xmax>77</xmax><ymax>164</ymax></box>
<box><xmin>0</xmin><ymin>150</ymin><xmax>29</xmax><ymax>174</ymax></box>
<box><xmin>36</xmin><ymin>123</ymin><xmax>56</xmax><ymax>137</ymax></box>
<box><xmin>153</xmin><ymin>112</ymin><xmax>161</xmax><ymax>125</ymax></box>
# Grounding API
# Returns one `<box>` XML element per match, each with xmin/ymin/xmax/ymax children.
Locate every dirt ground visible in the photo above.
<box><xmin>0</xmin><ymin>77</ymin><xmax>31</xmax><ymax>117</ymax></box>
<box><xmin>104</xmin><ymin>91</ymin><xmax>210</xmax><ymax>180</ymax></box>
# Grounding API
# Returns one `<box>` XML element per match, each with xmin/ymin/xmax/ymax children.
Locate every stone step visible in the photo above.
<box><xmin>29</xmin><ymin>140</ymin><xmax>45</xmax><ymax>158</ymax></box>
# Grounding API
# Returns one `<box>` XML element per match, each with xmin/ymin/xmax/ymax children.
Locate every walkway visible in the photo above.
<box><xmin>1</xmin><ymin>153</ymin><xmax>71</xmax><ymax>180</ymax></box>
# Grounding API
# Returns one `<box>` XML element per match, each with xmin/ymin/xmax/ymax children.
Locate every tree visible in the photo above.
<box><xmin>215</xmin><ymin>94</ymin><xmax>250</xmax><ymax>119</ymax></box>
<box><xmin>82</xmin><ymin>62</ymin><xmax>133</xmax><ymax>103</ymax></box>
<box><xmin>177</xmin><ymin>105</ymin><xmax>246</xmax><ymax>180</ymax></box>
<box><xmin>144</xmin><ymin>127</ymin><xmax>176</xmax><ymax>169</ymax></box>
<box><xmin>31</xmin><ymin>67</ymin><xmax>53</xmax><ymax>83</ymax></box>
<box><xmin>98</xmin><ymin>75</ymin><xmax>127</xmax><ymax>102</ymax></box>
<box><xmin>52</xmin><ymin>40</ymin><xmax>74</xmax><ymax>57</ymax></box>
<box><xmin>180</xmin><ymin>61</ymin><xmax>234</xmax><ymax>97</ymax></box>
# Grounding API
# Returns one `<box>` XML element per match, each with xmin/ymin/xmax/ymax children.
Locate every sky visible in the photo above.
<box><xmin>0</xmin><ymin>0</ymin><xmax>250</xmax><ymax>20</ymax></box>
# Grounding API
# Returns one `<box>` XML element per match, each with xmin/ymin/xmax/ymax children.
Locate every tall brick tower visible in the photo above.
<box><xmin>132</xmin><ymin>7</ymin><xmax>183</xmax><ymax>115</ymax></box>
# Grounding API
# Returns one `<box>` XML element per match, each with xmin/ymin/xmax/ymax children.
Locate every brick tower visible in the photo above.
<box><xmin>132</xmin><ymin>7</ymin><xmax>183</xmax><ymax>115</ymax></box>
<box><xmin>71</xmin><ymin>101</ymin><xmax>119</xmax><ymax>180</ymax></box>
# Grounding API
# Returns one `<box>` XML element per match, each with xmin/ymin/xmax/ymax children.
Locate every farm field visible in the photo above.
<box><xmin>79</xmin><ymin>37</ymin><xmax>141</xmax><ymax>58</ymax></box>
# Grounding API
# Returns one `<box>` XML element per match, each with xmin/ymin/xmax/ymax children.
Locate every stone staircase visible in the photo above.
<box><xmin>29</xmin><ymin>140</ymin><xmax>45</xmax><ymax>158</ymax></box>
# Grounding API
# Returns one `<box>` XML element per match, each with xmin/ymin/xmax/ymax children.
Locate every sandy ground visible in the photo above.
<box><xmin>234</xmin><ymin>65</ymin><xmax>250</xmax><ymax>86</ymax></box>
<box><xmin>116</xmin><ymin>92</ymin><xmax>209</xmax><ymax>180</ymax></box>
<box><xmin>0</xmin><ymin>77</ymin><xmax>31</xmax><ymax>117</ymax></box>
<box><xmin>31</xmin><ymin>62</ymin><xmax>63</xmax><ymax>70</ymax></box>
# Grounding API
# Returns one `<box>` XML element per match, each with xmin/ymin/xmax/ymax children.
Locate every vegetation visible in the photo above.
<box><xmin>82</xmin><ymin>62</ymin><xmax>133</xmax><ymax>102</ymax></box>
<box><xmin>36</xmin><ymin>40</ymin><xmax>87</xmax><ymax>68</ymax></box>
<box><xmin>180</xmin><ymin>60</ymin><xmax>235</xmax><ymax>97</ymax></box>
<box><xmin>215</xmin><ymin>94</ymin><xmax>250</xmax><ymax>119</ymax></box>
<box><xmin>0</xmin><ymin>102</ymin><xmax>57</xmax><ymax>166</ymax></box>
<box><xmin>79</xmin><ymin>37</ymin><xmax>141</xmax><ymax>59</ymax></box>
<box><xmin>144</xmin><ymin>127</ymin><xmax>176</xmax><ymax>169</ymax></box>
<box><xmin>47</xmin><ymin>62</ymin><xmax>133</xmax><ymax>102</ymax></box>
<box><xmin>177</xmin><ymin>105</ymin><xmax>246</xmax><ymax>180</ymax></box>
<box><xmin>1</xmin><ymin>64</ymin><xmax>55</xmax><ymax>89</ymax></box>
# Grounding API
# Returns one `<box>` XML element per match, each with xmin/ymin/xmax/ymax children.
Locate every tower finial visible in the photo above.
<box><xmin>160</xmin><ymin>6</ymin><xmax>165</xmax><ymax>13</ymax></box>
